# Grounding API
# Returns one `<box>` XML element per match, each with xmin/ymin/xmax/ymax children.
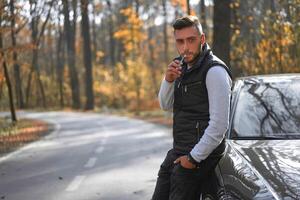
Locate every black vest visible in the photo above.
<box><xmin>173</xmin><ymin>43</ymin><xmax>232</xmax><ymax>155</ymax></box>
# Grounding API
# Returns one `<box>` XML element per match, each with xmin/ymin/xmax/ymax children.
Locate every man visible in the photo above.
<box><xmin>152</xmin><ymin>16</ymin><xmax>232</xmax><ymax>200</ymax></box>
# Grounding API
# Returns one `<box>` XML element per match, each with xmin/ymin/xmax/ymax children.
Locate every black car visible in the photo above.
<box><xmin>203</xmin><ymin>74</ymin><xmax>300</xmax><ymax>200</ymax></box>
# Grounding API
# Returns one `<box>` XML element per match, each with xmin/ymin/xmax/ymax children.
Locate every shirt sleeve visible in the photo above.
<box><xmin>190</xmin><ymin>66</ymin><xmax>232</xmax><ymax>163</ymax></box>
<box><xmin>158</xmin><ymin>77</ymin><xmax>175</xmax><ymax>111</ymax></box>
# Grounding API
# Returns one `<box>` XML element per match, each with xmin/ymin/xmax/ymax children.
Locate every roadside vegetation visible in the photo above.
<box><xmin>0</xmin><ymin>117</ymin><xmax>50</xmax><ymax>154</ymax></box>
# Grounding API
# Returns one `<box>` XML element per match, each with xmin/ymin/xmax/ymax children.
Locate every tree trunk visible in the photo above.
<box><xmin>106</xmin><ymin>0</ymin><xmax>116</xmax><ymax>66</ymax></box>
<box><xmin>99</xmin><ymin>21</ymin><xmax>106</xmax><ymax>65</ymax></box>
<box><xmin>199</xmin><ymin>0</ymin><xmax>208</xmax><ymax>33</ymax></box>
<box><xmin>2</xmin><ymin>57</ymin><xmax>17</xmax><ymax>122</ymax></box>
<box><xmin>0</xmin><ymin>15</ymin><xmax>17</xmax><ymax>122</ymax></box>
<box><xmin>162</xmin><ymin>0</ymin><xmax>169</xmax><ymax>64</ymax></box>
<box><xmin>56</xmin><ymin>20</ymin><xmax>65</xmax><ymax>108</ymax></box>
<box><xmin>10</xmin><ymin>0</ymin><xmax>24</xmax><ymax>109</ymax></box>
<box><xmin>28</xmin><ymin>13</ymin><xmax>46</xmax><ymax>108</ymax></box>
<box><xmin>147</xmin><ymin>25</ymin><xmax>159</xmax><ymax>95</ymax></box>
<box><xmin>186</xmin><ymin>0</ymin><xmax>191</xmax><ymax>15</ymax></box>
<box><xmin>25</xmin><ymin>68</ymin><xmax>33</xmax><ymax>107</ymax></box>
<box><xmin>47</xmin><ymin>25</ymin><xmax>55</xmax><ymax>83</ymax></box>
<box><xmin>115</xmin><ymin>1</ymin><xmax>129</xmax><ymax>64</ymax></box>
<box><xmin>63</xmin><ymin>0</ymin><xmax>81</xmax><ymax>109</ymax></box>
<box><xmin>0</xmin><ymin>74</ymin><xmax>4</xmax><ymax>100</ymax></box>
<box><xmin>91</xmin><ymin>2</ymin><xmax>97</xmax><ymax>62</ymax></box>
<box><xmin>26</xmin><ymin>0</ymin><xmax>53</xmax><ymax>108</ymax></box>
<box><xmin>32</xmin><ymin>48</ymin><xmax>46</xmax><ymax>108</ymax></box>
<box><xmin>80</xmin><ymin>0</ymin><xmax>94</xmax><ymax>110</ymax></box>
<box><xmin>213</xmin><ymin>0</ymin><xmax>231</xmax><ymax>69</ymax></box>
<box><xmin>134</xmin><ymin>0</ymin><xmax>139</xmax><ymax>16</ymax></box>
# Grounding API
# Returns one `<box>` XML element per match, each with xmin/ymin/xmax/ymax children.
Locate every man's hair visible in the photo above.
<box><xmin>173</xmin><ymin>15</ymin><xmax>203</xmax><ymax>35</ymax></box>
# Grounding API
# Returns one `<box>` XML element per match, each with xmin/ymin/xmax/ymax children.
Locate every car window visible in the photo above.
<box><xmin>231</xmin><ymin>78</ymin><xmax>300</xmax><ymax>139</ymax></box>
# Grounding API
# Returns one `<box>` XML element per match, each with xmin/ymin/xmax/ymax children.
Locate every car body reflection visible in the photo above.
<box><xmin>202</xmin><ymin>74</ymin><xmax>300</xmax><ymax>200</ymax></box>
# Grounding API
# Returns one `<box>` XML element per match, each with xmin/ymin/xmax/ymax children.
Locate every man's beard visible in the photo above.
<box><xmin>187</xmin><ymin>44</ymin><xmax>203</xmax><ymax>65</ymax></box>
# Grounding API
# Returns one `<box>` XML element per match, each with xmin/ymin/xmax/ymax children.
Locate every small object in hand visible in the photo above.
<box><xmin>180</xmin><ymin>55</ymin><xmax>186</xmax><ymax>66</ymax></box>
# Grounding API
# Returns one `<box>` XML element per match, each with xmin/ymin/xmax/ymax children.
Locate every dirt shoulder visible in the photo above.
<box><xmin>0</xmin><ymin>118</ymin><xmax>52</xmax><ymax>155</ymax></box>
<box><xmin>113</xmin><ymin>109</ymin><xmax>173</xmax><ymax>128</ymax></box>
<box><xmin>134</xmin><ymin>115</ymin><xmax>173</xmax><ymax>128</ymax></box>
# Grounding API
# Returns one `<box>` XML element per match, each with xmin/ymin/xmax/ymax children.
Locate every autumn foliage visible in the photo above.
<box><xmin>94</xmin><ymin>58</ymin><xmax>158</xmax><ymax>112</ymax></box>
<box><xmin>114</xmin><ymin>7</ymin><xmax>146</xmax><ymax>57</ymax></box>
<box><xmin>230</xmin><ymin>0</ymin><xmax>300</xmax><ymax>75</ymax></box>
<box><xmin>96</xmin><ymin>7</ymin><xmax>159</xmax><ymax>112</ymax></box>
<box><xmin>0</xmin><ymin>0</ymin><xmax>299</xmax><ymax>114</ymax></box>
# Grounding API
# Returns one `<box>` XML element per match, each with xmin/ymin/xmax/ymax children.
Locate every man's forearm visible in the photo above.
<box><xmin>158</xmin><ymin>78</ymin><xmax>175</xmax><ymax>111</ymax></box>
<box><xmin>190</xmin><ymin>66</ymin><xmax>232</xmax><ymax>163</ymax></box>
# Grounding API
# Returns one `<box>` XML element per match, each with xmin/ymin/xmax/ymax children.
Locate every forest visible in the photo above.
<box><xmin>0</xmin><ymin>0</ymin><xmax>299</xmax><ymax>117</ymax></box>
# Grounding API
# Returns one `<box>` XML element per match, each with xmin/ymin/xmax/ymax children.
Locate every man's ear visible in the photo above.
<box><xmin>200</xmin><ymin>33</ymin><xmax>206</xmax><ymax>45</ymax></box>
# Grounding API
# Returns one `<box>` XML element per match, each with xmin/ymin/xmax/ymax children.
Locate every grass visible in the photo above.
<box><xmin>0</xmin><ymin>118</ymin><xmax>37</xmax><ymax>136</ymax></box>
<box><xmin>0</xmin><ymin>117</ymin><xmax>51</xmax><ymax>154</ymax></box>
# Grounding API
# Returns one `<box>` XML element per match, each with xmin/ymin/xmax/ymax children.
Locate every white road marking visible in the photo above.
<box><xmin>84</xmin><ymin>157</ymin><xmax>97</xmax><ymax>168</ymax></box>
<box><xmin>102</xmin><ymin>137</ymin><xmax>108</xmax><ymax>145</ymax></box>
<box><xmin>66</xmin><ymin>122</ymin><xmax>108</xmax><ymax>192</ymax></box>
<box><xmin>93</xmin><ymin>122</ymin><xmax>109</xmax><ymax>154</ymax></box>
<box><xmin>95</xmin><ymin>146</ymin><xmax>104</xmax><ymax>154</ymax></box>
<box><xmin>97</xmin><ymin>122</ymin><xmax>109</xmax><ymax>140</ymax></box>
<box><xmin>65</xmin><ymin>175</ymin><xmax>86</xmax><ymax>192</ymax></box>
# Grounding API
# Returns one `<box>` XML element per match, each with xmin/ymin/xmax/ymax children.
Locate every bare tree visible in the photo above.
<box><xmin>0</xmin><ymin>4</ymin><xmax>17</xmax><ymax>122</ymax></box>
<box><xmin>147</xmin><ymin>17</ymin><xmax>159</xmax><ymax>95</ymax></box>
<box><xmin>56</xmin><ymin>15</ymin><xmax>65</xmax><ymax>108</ymax></box>
<box><xmin>162</xmin><ymin>0</ymin><xmax>169</xmax><ymax>64</ymax></box>
<box><xmin>62</xmin><ymin>0</ymin><xmax>81</xmax><ymax>109</ymax></box>
<box><xmin>186</xmin><ymin>0</ymin><xmax>191</xmax><ymax>15</ymax></box>
<box><xmin>80</xmin><ymin>0</ymin><xmax>94</xmax><ymax>110</ymax></box>
<box><xmin>134</xmin><ymin>0</ymin><xmax>140</xmax><ymax>15</ymax></box>
<box><xmin>213</xmin><ymin>0</ymin><xmax>231</xmax><ymax>68</ymax></box>
<box><xmin>26</xmin><ymin>0</ymin><xmax>54</xmax><ymax>108</ymax></box>
<box><xmin>199</xmin><ymin>0</ymin><xmax>207</xmax><ymax>33</ymax></box>
<box><xmin>106</xmin><ymin>0</ymin><xmax>116</xmax><ymax>66</ymax></box>
<box><xmin>91</xmin><ymin>1</ymin><xmax>97</xmax><ymax>62</ymax></box>
<box><xmin>10</xmin><ymin>0</ymin><xmax>24</xmax><ymax>109</ymax></box>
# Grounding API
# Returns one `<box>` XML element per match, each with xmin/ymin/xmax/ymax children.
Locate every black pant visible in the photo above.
<box><xmin>151</xmin><ymin>149</ymin><xmax>221</xmax><ymax>200</ymax></box>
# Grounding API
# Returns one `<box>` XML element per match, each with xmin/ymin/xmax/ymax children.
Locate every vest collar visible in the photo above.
<box><xmin>183</xmin><ymin>43</ymin><xmax>212</xmax><ymax>74</ymax></box>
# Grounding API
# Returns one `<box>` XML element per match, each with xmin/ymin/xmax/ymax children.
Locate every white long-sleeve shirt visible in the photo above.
<box><xmin>158</xmin><ymin>66</ymin><xmax>232</xmax><ymax>163</ymax></box>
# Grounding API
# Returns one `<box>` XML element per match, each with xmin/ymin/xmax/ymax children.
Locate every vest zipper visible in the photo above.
<box><xmin>196</xmin><ymin>122</ymin><xmax>200</xmax><ymax>141</ymax></box>
<box><xmin>178</xmin><ymin>81</ymin><xmax>181</xmax><ymax>88</ymax></box>
<box><xmin>186</xmin><ymin>81</ymin><xmax>202</xmax><ymax>87</ymax></box>
<box><xmin>184</xmin><ymin>85</ymin><xmax>187</xmax><ymax>93</ymax></box>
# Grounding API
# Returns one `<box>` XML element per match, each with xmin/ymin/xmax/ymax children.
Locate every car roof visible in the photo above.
<box><xmin>235</xmin><ymin>73</ymin><xmax>300</xmax><ymax>83</ymax></box>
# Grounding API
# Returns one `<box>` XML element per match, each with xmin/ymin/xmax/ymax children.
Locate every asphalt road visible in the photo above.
<box><xmin>0</xmin><ymin>111</ymin><xmax>172</xmax><ymax>200</ymax></box>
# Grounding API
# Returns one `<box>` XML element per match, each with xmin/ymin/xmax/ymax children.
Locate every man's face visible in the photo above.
<box><xmin>174</xmin><ymin>26</ymin><xmax>205</xmax><ymax>64</ymax></box>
